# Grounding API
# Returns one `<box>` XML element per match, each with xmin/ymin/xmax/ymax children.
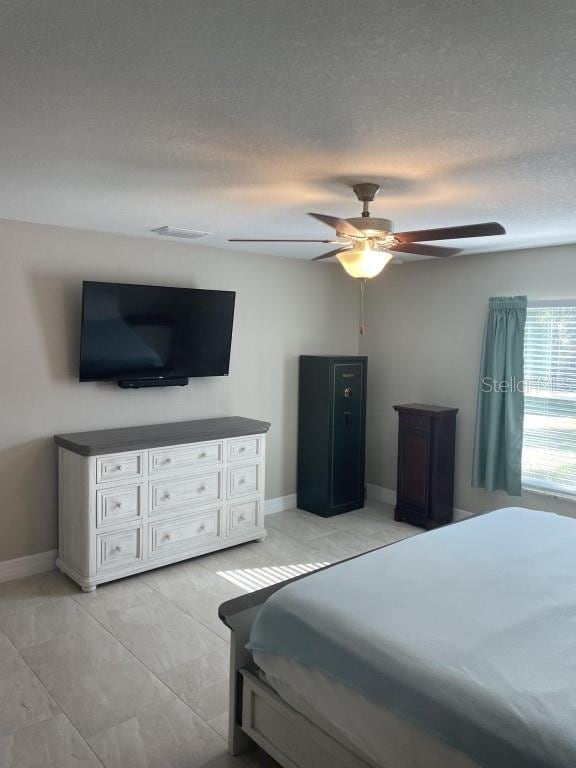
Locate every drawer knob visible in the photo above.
<box><xmin>114</xmin><ymin>545</ymin><xmax>123</xmax><ymax>553</ymax></box>
<box><xmin>238</xmin><ymin>514</ymin><xmax>245</xmax><ymax>522</ymax></box>
<box><xmin>164</xmin><ymin>493</ymin><xmax>172</xmax><ymax>501</ymax></box>
<box><xmin>239</xmin><ymin>477</ymin><xmax>246</xmax><ymax>485</ymax></box>
<box><xmin>115</xmin><ymin>502</ymin><xmax>123</xmax><ymax>510</ymax></box>
<box><xmin>198</xmin><ymin>485</ymin><xmax>206</xmax><ymax>492</ymax></box>
<box><xmin>239</xmin><ymin>446</ymin><xmax>246</xmax><ymax>452</ymax></box>
<box><xmin>164</xmin><ymin>533</ymin><xmax>172</xmax><ymax>541</ymax></box>
<box><xmin>198</xmin><ymin>524</ymin><xmax>206</xmax><ymax>532</ymax></box>
<box><xmin>199</xmin><ymin>452</ymin><xmax>207</xmax><ymax>458</ymax></box>
<box><xmin>164</xmin><ymin>457</ymin><xmax>172</xmax><ymax>465</ymax></box>
<box><xmin>114</xmin><ymin>465</ymin><xmax>123</xmax><ymax>471</ymax></box>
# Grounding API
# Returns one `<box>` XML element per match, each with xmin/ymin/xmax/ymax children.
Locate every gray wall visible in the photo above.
<box><xmin>360</xmin><ymin>244</ymin><xmax>576</xmax><ymax>518</ymax></box>
<box><xmin>0</xmin><ymin>219</ymin><xmax>359</xmax><ymax>562</ymax></box>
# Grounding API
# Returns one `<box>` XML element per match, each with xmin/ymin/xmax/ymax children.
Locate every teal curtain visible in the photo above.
<box><xmin>472</xmin><ymin>296</ymin><xmax>527</xmax><ymax>495</ymax></box>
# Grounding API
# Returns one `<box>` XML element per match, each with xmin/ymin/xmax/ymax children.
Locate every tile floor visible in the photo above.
<box><xmin>0</xmin><ymin>502</ymin><xmax>418</xmax><ymax>767</ymax></box>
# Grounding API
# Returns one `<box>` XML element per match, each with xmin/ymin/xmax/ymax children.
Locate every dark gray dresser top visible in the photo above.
<box><xmin>54</xmin><ymin>416</ymin><xmax>271</xmax><ymax>457</ymax></box>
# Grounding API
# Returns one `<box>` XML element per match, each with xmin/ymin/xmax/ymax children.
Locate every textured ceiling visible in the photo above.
<box><xmin>1</xmin><ymin>0</ymin><xmax>576</xmax><ymax>261</ymax></box>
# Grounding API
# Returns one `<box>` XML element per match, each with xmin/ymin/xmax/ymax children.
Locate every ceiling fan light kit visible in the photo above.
<box><xmin>229</xmin><ymin>181</ymin><xmax>506</xmax><ymax>280</ymax></box>
<box><xmin>337</xmin><ymin>242</ymin><xmax>394</xmax><ymax>279</ymax></box>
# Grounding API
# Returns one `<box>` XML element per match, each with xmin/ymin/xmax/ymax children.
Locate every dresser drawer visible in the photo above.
<box><xmin>227</xmin><ymin>436</ymin><xmax>261</xmax><ymax>462</ymax></box>
<box><xmin>96</xmin><ymin>453</ymin><xmax>143</xmax><ymax>484</ymax></box>
<box><xmin>97</xmin><ymin>527</ymin><xmax>143</xmax><ymax>571</ymax></box>
<box><xmin>227</xmin><ymin>463</ymin><xmax>261</xmax><ymax>499</ymax></box>
<box><xmin>96</xmin><ymin>485</ymin><xmax>142</xmax><ymax>528</ymax></box>
<box><xmin>149</xmin><ymin>441</ymin><xmax>223</xmax><ymax>474</ymax></box>
<box><xmin>149</xmin><ymin>508</ymin><xmax>222</xmax><ymax>557</ymax></box>
<box><xmin>149</xmin><ymin>470</ymin><xmax>222</xmax><ymax>515</ymax></box>
<box><xmin>228</xmin><ymin>498</ymin><xmax>261</xmax><ymax>533</ymax></box>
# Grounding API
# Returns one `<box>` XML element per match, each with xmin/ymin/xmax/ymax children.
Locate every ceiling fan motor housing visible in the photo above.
<box><xmin>346</xmin><ymin>217</ymin><xmax>394</xmax><ymax>235</ymax></box>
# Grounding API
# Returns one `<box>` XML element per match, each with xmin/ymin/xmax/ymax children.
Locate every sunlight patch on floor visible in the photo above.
<box><xmin>216</xmin><ymin>562</ymin><xmax>330</xmax><ymax>592</ymax></box>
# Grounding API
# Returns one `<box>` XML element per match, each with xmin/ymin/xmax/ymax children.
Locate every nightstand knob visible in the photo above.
<box><xmin>114</xmin><ymin>545</ymin><xmax>123</xmax><ymax>553</ymax></box>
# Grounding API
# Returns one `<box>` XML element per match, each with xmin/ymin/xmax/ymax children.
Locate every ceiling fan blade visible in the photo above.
<box><xmin>307</xmin><ymin>213</ymin><xmax>363</xmax><ymax>237</ymax></box>
<box><xmin>395</xmin><ymin>222</ymin><xmax>506</xmax><ymax>243</ymax></box>
<box><xmin>312</xmin><ymin>247</ymin><xmax>350</xmax><ymax>261</ymax></box>
<box><xmin>229</xmin><ymin>238</ymin><xmax>338</xmax><ymax>243</ymax></box>
<box><xmin>390</xmin><ymin>243</ymin><xmax>462</xmax><ymax>258</ymax></box>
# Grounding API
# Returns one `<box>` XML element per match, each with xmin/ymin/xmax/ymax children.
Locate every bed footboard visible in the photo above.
<box><xmin>218</xmin><ymin>542</ymin><xmax>390</xmax><ymax>763</ymax></box>
<box><xmin>240</xmin><ymin>670</ymin><xmax>372</xmax><ymax>768</ymax></box>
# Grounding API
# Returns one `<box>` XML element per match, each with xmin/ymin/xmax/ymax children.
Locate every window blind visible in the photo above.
<box><xmin>522</xmin><ymin>302</ymin><xmax>576</xmax><ymax>497</ymax></box>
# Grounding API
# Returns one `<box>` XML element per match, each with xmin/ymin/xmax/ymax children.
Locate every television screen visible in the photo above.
<box><xmin>79</xmin><ymin>281</ymin><xmax>235</xmax><ymax>382</ymax></box>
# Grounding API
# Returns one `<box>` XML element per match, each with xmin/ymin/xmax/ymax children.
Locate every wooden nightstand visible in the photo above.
<box><xmin>393</xmin><ymin>403</ymin><xmax>458</xmax><ymax>529</ymax></box>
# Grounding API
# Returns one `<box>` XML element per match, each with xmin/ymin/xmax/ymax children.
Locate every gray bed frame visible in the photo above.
<box><xmin>218</xmin><ymin>518</ymin><xmax>480</xmax><ymax>768</ymax></box>
<box><xmin>218</xmin><ymin>548</ymin><xmax>380</xmax><ymax>768</ymax></box>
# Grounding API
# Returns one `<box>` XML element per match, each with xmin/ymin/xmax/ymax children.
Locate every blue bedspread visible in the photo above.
<box><xmin>247</xmin><ymin>508</ymin><xmax>576</xmax><ymax>768</ymax></box>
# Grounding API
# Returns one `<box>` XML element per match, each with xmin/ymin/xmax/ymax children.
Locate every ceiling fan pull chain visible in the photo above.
<box><xmin>359</xmin><ymin>278</ymin><xmax>366</xmax><ymax>336</ymax></box>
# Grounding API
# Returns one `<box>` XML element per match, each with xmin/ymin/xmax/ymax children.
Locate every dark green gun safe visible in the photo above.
<box><xmin>297</xmin><ymin>355</ymin><xmax>367</xmax><ymax>517</ymax></box>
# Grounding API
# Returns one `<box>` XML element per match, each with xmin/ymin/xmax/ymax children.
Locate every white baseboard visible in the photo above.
<box><xmin>265</xmin><ymin>493</ymin><xmax>297</xmax><ymax>516</ymax></box>
<box><xmin>366</xmin><ymin>483</ymin><xmax>397</xmax><ymax>506</ymax></box>
<box><xmin>366</xmin><ymin>483</ymin><xmax>471</xmax><ymax>521</ymax></box>
<box><xmin>0</xmin><ymin>549</ymin><xmax>58</xmax><ymax>584</ymax></box>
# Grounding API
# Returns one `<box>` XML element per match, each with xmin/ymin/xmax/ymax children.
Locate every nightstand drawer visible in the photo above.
<box><xmin>96</xmin><ymin>484</ymin><xmax>142</xmax><ymax>528</ymax></box>
<box><xmin>227</xmin><ymin>463</ymin><xmax>261</xmax><ymax>499</ymax></box>
<box><xmin>149</xmin><ymin>470</ymin><xmax>222</xmax><ymax>515</ymax></box>
<box><xmin>400</xmin><ymin>413</ymin><xmax>431</xmax><ymax>432</ymax></box>
<box><xmin>149</xmin><ymin>442</ymin><xmax>223</xmax><ymax>474</ymax></box>
<box><xmin>227</xmin><ymin>436</ymin><xmax>261</xmax><ymax>462</ymax></box>
<box><xmin>149</xmin><ymin>509</ymin><xmax>221</xmax><ymax>556</ymax></box>
<box><xmin>96</xmin><ymin>453</ymin><xmax>143</xmax><ymax>484</ymax></box>
<box><xmin>97</xmin><ymin>527</ymin><xmax>143</xmax><ymax>571</ymax></box>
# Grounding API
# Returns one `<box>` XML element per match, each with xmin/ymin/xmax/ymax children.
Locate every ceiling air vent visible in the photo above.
<box><xmin>151</xmin><ymin>226</ymin><xmax>211</xmax><ymax>240</ymax></box>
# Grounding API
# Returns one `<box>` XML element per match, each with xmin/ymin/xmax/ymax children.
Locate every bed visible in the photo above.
<box><xmin>219</xmin><ymin>507</ymin><xmax>576</xmax><ymax>768</ymax></box>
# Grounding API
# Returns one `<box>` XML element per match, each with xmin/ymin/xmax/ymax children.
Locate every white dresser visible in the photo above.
<box><xmin>54</xmin><ymin>417</ymin><xmax>270</xmax><ymax>591</ymax></box>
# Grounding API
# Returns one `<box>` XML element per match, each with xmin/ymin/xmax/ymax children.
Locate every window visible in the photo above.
<box><xmin>522</xmin><ymin>301</ymin><xmax>576</xmax><ymax>498</ymax></box>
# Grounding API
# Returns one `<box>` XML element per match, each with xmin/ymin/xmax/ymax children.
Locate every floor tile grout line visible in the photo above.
<box><xmin>3</xmin><ymin>628</ymin><xmax>107</xmax><ymax>767</ymax></box>
<box><xmin>142</xmin><ymin>568</ymin><xmax>241</xmax><ymax>639</ymax></box>
<box><xmin>156</xmin><ymin>663</ymin><xmax>229</xmax><ymax>732</ymax></box>
<box><xmin>69</xmin><ymin>585</ymin><xmax>230</xmax><ymax>746</ymax></box>
<box><xmin>73</xmin><ymin>572</ymin><xmax>230</xmax><ymax>645</ymax></box>
<box><xmin>0</xmin><ymin>628</ymin><xmax>61</xmax><ymax>733</ymax></box>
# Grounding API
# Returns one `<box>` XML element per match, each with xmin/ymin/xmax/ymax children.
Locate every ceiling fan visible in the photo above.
<box><xmin>229</xmin><ymin>182</ymin><xmax>506</xmax><ymax>279</ymax></box>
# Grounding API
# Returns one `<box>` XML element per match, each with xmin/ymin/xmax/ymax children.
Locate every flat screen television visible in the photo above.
<box><xmin>79</xmin><ymin>281</ymin><xmax>235</xmax><ymax>386</ymax></box>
